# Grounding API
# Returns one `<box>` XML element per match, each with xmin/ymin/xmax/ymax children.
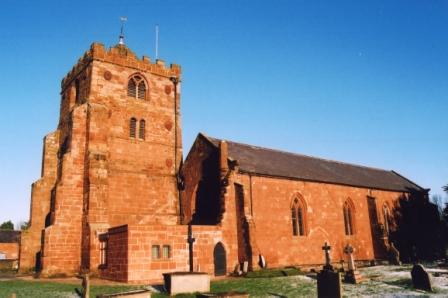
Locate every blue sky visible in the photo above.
<box><xmin>0</xmin><ymin>0</ymin><xmax>447</xmax><ymax>226</ymax></box>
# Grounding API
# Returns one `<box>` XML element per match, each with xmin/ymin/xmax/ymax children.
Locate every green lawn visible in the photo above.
<box><xmin>0</xmin><ymin>276</ymin><xmax>315</xmax><ymax>298</ymax></box>
<box><xmin>0</xmin><ymin>280</ymin><xmax>146</xmax><ymax>298</ymax></box>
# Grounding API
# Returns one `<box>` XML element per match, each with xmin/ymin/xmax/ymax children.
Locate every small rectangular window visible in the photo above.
<box><xmin>162</xmin><ymin>245</ymin><xmax>171</xmax><ymax>259</ymax></box>
<box><xmin>139</xmin><ymin>120</ymin><xmax>146</xmax><ymax>140</ymax></box>
<box><xmin>99</xmin><ymin>235</ymin><xmax>108</xmax><ymax>268</ymax></box>
<box><xmin>152</xmin><ymin>245</ymin><xmax>160</xmax><ymax>260</ymax></box>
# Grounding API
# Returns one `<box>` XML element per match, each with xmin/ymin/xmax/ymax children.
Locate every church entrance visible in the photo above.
<box><xmin>213</xmin><ymin>242</ymin><xmax>226</xmax><ymax>276</ymax></box>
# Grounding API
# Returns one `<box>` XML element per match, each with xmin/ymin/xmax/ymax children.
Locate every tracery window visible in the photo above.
<box><xmin>343</xmin><ymin>200</ymin><xmax>355</xmax><ymax>235</ymax></box>
<box><xmin>291</xmin><ymin>197</ymin><xmax>307</xmax><ymax>236</ymax></box>
<box><xmin>127</xmin><ymin>75</ymin><xmax>147</xmax><ymax>100</ymax></box>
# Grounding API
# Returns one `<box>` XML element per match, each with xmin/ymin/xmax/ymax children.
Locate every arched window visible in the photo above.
<box><xmin>291</xmin><ymin>197</ymin><xmax>307</xmax><ymax>236</ymax></box>
<box><xmin>139</xmin><ymin>119</ymin><xmax>146</xmax><ymax>140</ymax></box>
<box><xmin>130</xmin><ymin>117</ymin><xmax>137</xmax><ymax>138</ymax></box>
<box><xmin>383</xmin><ymin>204</ymin><xmax>390</xmax><ymax>235</ymax></box>
<box><xmin>75</xmin><ymin>79</ymin><xmax>81</xmax><ymax>104</ymax></box>
<box><xmin>127</xmin><ymin>75</ymin><xmax>147</xmax><ymax>100</ymax></box>
<box><xmin>343</xmin><ymin>200</ymin><xmax>355</xmax><ymax>235</ymax></box>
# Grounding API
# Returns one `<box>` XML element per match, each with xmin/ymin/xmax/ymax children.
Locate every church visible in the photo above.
<box><xmin>19</xmin><ymin>40</ymin><xmax>425</xmax><ymax>283</ymax></box>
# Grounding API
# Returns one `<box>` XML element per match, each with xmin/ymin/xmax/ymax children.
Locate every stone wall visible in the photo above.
<box><xmin>21</xmin><ymin>42</ymin><xmax>184</xmax><ymax>276</ymax></box>
<box><xmin>0</xmin><ymin>243</ymin><xmax>19</xmax><ymax>259</ymax></box>
<box><xmin>19</xmin><ymin>131</ymin><xmax>59</xmax><ymax>272</ymax></box>
<box><xmin>100</xmin><ymin>224</ymin><xmax>225</xmax><ymax>283</ymax></box>
<box><xmin>232</xmin><ymin>173</ymin><xmax>402</xmax><ymax>268</ymax></box>
<box><xmin>181</xmin><ymin>135</ymin><xmax>404</xmax><ymax>271</ymax></box>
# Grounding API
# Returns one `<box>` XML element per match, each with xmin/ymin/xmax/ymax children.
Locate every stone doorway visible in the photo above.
<box><xmin>213</xmin><ymin>242</ymin><xmax>226</xmax><ymax>276</ymax></box>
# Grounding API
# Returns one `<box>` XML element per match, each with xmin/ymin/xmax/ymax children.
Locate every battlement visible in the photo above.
<box><xmin>61</xmin><ymin>42</ymin><xmax>181</xmax><ymax>90</ymax></box>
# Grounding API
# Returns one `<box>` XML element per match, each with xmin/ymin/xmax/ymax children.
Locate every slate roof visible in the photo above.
<box><xmin>201</xmin><ymin>134</ymin><xmax>424</xmax><ymax>192</ymax></box>
<box><xmin>0</xmin><ymin>230</ymin><xmax>20</xmax><ymax>243</ymax></box>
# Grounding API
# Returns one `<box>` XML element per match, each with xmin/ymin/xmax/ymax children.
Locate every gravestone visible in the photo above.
<box><xmin>258</xmin><ymin>254</ymin><xmax>266</xmax><ymax>268</ymax></box>
<box><xmin>343</xmin><ymin>244</ymin><xmax>363</xmax><ymax>284</ymax></box>
<box><xmin>242</xmin><ymin>261</ymin><xmax>249</xmax><ymax>274</ymax></box>
<box><xmin>388</xmin><ymin>242</ymin><xmax>402</xmax><ymax>265</ymax></box>
<box><xmin>411</xmin><ymin>264</ymin><xmax>432</xmax><ymax>292</ymax></box>
<box><xmin>317</xmin><ymin>242</ymin><xmax>342</xmax><ymax>298</ymax></box>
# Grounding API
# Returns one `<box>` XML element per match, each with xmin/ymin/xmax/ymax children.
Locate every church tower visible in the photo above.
<box><xmin>20</xmin><ymin>42</ymin><xmax>183</xmax><ymax>275</ymax></box>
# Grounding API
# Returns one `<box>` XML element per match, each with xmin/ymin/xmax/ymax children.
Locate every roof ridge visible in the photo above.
<box><xmin>206</xmin><ymin>134</ymin><xmax>393</xmax><ymax>174</ymax></box>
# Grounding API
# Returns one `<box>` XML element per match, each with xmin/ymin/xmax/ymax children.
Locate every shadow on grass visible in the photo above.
<box><xmin>383</xmin><ymin>278</ymin><xmax>413</xmax><ymax>289</ymax></box>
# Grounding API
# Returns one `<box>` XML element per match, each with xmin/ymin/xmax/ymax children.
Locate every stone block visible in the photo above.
<box><xmin>163</xmin><ymin>272</ymin><xmax>210</xmax><ymax>295</ymax></box>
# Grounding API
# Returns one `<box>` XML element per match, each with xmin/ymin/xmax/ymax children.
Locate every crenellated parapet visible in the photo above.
<box><xmin>61</xmin><ymin>42</ymin><xmax>181</xmax><ymax>91</ymax></box>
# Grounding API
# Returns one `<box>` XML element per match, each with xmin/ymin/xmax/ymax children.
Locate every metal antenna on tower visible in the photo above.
<box><xmin>119</xmin><ymin>16</ymin><xmax>127</xmax><ymax>45</ymax></box>
<box><xmin>155</xmin><ymin>24</ymin><xmax>159</xmax><ymax>59</ymax></box>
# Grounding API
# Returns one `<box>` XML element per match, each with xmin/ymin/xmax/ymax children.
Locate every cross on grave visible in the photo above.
<box><xmin>343</xmin><ymin>244</ymin><xmax>364</xmax><ymax>284</ymax></box>
<box><xmin>344</xmin><ymin>244</ymin><xmax>355</xmax><ymax>271</ymax></box>
<box><xmin>187</xmin><ymin>223</ymin><xmax>196</xmax><ymax>272</ymax></box>
<box><xmin>322</xmin><ymin>242</ymin><xmax>333</xmax><ymax>271</ymax></box>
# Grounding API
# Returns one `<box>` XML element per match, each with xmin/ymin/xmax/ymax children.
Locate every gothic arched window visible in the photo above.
<box><xmin>139</xmin><ymin>119</ymin><xmax>146</xmax><ymax>140</ymax></box>
<box><xmin>383</xmin><ymin>204</ymin><xmax>391</xmax><ymax>235</ymax></box>
<box><xmin>343</xmin><ymin>200</ymin><xmax>355</xmax><ymax>235</ymax></box>
<box><xmin>291</xmin><ymin>196</ymin><xmax>307</xmax><ymax>236</ymax></box>
<box><xmin>130</xmin><ymin>117</ymin><xmax>137</xmax><ymax>138</ymax></box>
<box><xmin>127</xmin><ymin>75</ymin><xmax>147</xmax><ymax>100</ymax></box>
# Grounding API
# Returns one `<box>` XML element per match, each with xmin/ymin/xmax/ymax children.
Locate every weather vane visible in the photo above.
<box><xmin>119</xmin><ymin>16</ymin><xmax>127</xmax><ymax>45</ymax></box>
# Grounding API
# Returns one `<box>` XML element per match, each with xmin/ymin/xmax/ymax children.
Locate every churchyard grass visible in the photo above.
<box><xmin>2</xmin><ymin>265</ymin><xmax>448</xmax><ymax>297</ymax></box>
<box><xmin>0</xmin><ymin>280</ymin><xmax>146</xmax><ymax>298</ymax></box>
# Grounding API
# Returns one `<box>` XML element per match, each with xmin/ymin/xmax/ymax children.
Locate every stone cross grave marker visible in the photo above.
<box><xmin>411</xmin><ymin>264</ymin><xmax>432</xmax><ymax>292</ymax></box>
<box><xmin>322</xmin><ymin>242</ymin><xmax>333</xmax><ymax>271</ymax></box>
<box><xmin>317</xmin><ymin>242</ymin><xmax>342</xmax><ymax>298</ymax></box>
<box><xmin>343</xmin><ymin>244</ymin><xmax>363</xmax><ymax>284</ymax></box>
<box><xmin>344</xmin><ymin>244</ymin><xmax>355</xmax><ymax>271</ymax></box>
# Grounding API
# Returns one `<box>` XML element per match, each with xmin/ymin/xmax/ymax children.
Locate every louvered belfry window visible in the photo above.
<box><xmin>139</xmin><ymin>119</ymin><xmax>146</xmax><ymax>140</ymax></box>
<box><xmin>127</xmin><ymin>75</ymin><xmax>147</xmax><ymax>100</ymax></box>
<box><xmin>130</xmin><ymin>117</ymin><xmax>137</xmax><ymax>138</ymax></box>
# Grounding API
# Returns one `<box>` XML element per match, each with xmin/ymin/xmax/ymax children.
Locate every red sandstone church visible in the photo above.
<box><xmin>19</xmin><ymin>41</ymin><xmax>425</xmax><ymax>283</ymax></box>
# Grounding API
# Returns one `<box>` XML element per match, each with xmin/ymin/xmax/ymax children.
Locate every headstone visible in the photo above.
<box><xmin>411</xmin><ymin>264</ymin><xmax>432</xmax><ymax>292</ymax></box>
<box><xmin>242</xmin><ymin>261</ymin><xmax>249</xmax><ymax>273</ymax></box>
<box><xmin>258</xmin><ymin>254</ymin><xmax>266</xmax><ymax>268</ymax></box>
<box><xmin>388</xmin><ymin>242</ymin><xmax>402</xmax><ymax>265</ymax></box>
<box><xmin>317</xmin><ymin>270</ymin><xmax>342</xmax><ymax>298</ymax></box>
<box><xmin>317</xmin><ymin>242</ymin><xmax>343</xmax><ymax>298</ymax></box>
<box><xmin>343</xmin><ymin>244</ymin><xmax>364</xmax><ymax>284</ymax></box>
